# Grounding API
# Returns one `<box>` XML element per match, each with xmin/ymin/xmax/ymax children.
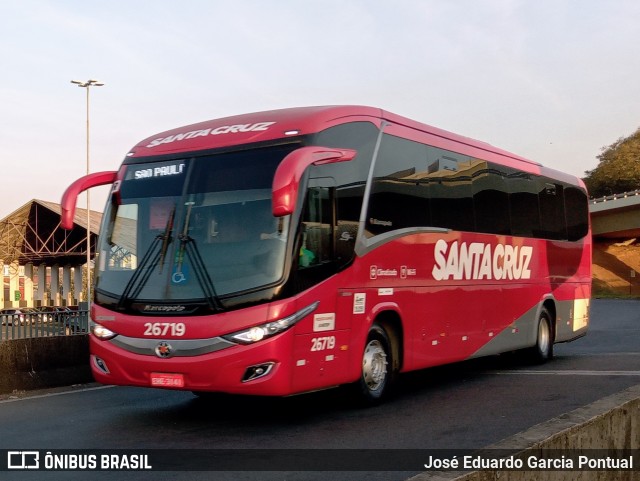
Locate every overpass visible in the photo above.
<box><xmin>589</xmin><ymin>189</ymin><xmax>640</xmax><ymax>239</ymax></box>
<box><xmin>0</xmin><ymin>199</ymin><xmax>101</xmax><ymax>308</ymax></box>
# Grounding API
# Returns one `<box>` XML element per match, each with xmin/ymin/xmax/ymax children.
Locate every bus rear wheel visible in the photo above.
<box><xmin>529</xmin><ymin>307</ymin><xmax>554</xmax><ymax>363</ymax></box>
<box><xmin>356</xmin><ymin>324</ymin><xmax>396</xmax><ymax>405</ymax></box>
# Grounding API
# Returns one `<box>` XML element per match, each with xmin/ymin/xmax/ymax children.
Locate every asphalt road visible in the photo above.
<box><xmin>1</xmin><ymin>299</ymin><xmax>639</xmax><ymax>481</ymax></box>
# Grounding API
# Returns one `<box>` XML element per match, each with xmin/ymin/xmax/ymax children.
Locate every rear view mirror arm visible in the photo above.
<box><xmin>60</xmin><ymin>171</ymin><xmax>118</xmax><ymax>229</ymax></box>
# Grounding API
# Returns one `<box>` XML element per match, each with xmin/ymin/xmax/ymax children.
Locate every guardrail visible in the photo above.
<box><xmin>0</xmin><ymin>309</ymin><xmax>89</xmax><ymax>341</ymax></box>
<box><xmin>590</xmin><ymin>189</ymin><xmax>640</xmax><ymax>204</ymax></box>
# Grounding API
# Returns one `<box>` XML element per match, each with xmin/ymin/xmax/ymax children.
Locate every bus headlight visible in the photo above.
<box><xmin>222</xmin><ymin>301</ymin><xmax>319</xmax><ymax>345</ymax></box>
<box><xmin>92</xmin><ymin>323</ymin><xmax>117</xmax><ymax>340</ymax></box>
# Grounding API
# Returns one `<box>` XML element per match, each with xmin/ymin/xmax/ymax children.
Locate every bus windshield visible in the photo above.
<box><xmin>95</xmin><ymin>144</ymin><xmax>298</xmax><ymax>308</ymax></box>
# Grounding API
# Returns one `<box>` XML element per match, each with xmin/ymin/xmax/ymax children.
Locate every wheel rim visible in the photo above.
<box><xmin>538</xmin><ymin>317</ymin><xmax>550</xmax><ymax>355</ymax></box>
<box><xmin>362</xmin><ymin>339</ymin><xmax>388</xmax><ymax>392</ymax></box>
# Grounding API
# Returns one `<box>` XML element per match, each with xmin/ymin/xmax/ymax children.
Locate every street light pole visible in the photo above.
<box><xmin>71</xmin><ymin>79</ymin><xmax>104</xmax><ymax>308</ymax></box>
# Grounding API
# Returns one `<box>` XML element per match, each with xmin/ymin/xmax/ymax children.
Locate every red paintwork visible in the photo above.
<box><xmin>64</xmin><ymin>106</ymin><xmax>590</xmax><ymax>397</ymax></box>
<box><xmin>127</xmin><ymin>106</ymin><xmax>382</xmax><ymax>158</ymax></box>
<box><xmin>60</xmin><ymin>171</ymin><xmax>118</xmax><ymax>229</ymax></box>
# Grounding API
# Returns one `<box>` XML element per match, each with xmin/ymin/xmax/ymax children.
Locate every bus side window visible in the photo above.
<box><xmin>508</xmin><ymin>172</ymin><xmax>541</xmax><ymax>238</ymax></box>
<box><xmin>428</xmin><ymin>156</ymin><xmax>475</xmax><ymax>232</ymax></box>
<box><xmin>539</xmin><ymin>181</ymin><xmax>567</xmax><ymax>240</ymax></box>
<box><xmin>335</xmin><ymin>183</ymin><xmax>361</xmax><ymax>267</ymax></box>
<box><xmin>366</xmin><ymin>134</ymin><xmax>433</xmax><ymax>237</ymax></box>
<box><xmin>564</xmin><ymin>186</ymin><xmax>589</xmax><ymax>241</ymax></box>
<box><xmin>299</xmin><ymin>186</ymin><xmax>333</xmax><ymax>268</ymax></box>
<box><xmin>472</xmin><ymin>164</ymin><xmax>510</xmax><ymax>235</ymax></box>
<box><xmin>108</xmin><ymin>203</ymin><xmax>138</xmax><ymax>270</ymax></box>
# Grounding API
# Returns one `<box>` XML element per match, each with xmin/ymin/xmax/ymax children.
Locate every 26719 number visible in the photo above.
<box><xmin>311</xmin><ymin>336</ymin><xmax>335</xmax><ymax>351</ymax></box>
<box><xmin>143</xmin><ymin>322</ymin><xmax>186</xmax><ymax>337</ymax></box>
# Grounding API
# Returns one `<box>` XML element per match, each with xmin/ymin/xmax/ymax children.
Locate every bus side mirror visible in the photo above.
<box><xmin>60</xmin><ymin>171</ymin><xmax>118</xmax><ymax>229</ymax></box>
<box><xmin>272</xmin><ymin>147</ymin><xmax>356</xmax><ymax>217</ymax></box>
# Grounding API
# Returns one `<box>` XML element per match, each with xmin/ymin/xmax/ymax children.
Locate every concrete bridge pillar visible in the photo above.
<box><xmin>24</xmin><ymin>263</ymin><xmax>34</xmax><ymax>306</ymax></box>
<box><xmin>74</xmin><ymin>266</ymin><xmax>84</xmax><ymax>304</ymax></box>
<box><xmin>36</xmin><ymin>264</ymin><xmax>46</xmax><ymax>306</ymax></box>
<box><xmin>63</xmin><ymin>265</ymin><xmax>72</xmax><ymax>306</ymax></box>
<box><xmin>9</xmin><ymin>261</ymin><xmax>20</xmax><ymax>307</ymax></box>
<box><xmin>0</xmin><ymin>260</ymin><xmax>4</xmax><ymax>307</ymax></box>
<box><xmin>50</xmin><ymin>264</ymin><xmax>61</xmax><ymax>306</ymax></box>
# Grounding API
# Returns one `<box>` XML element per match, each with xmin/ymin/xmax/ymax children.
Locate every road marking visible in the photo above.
<box><xmin>496</xmin><ymin>370</ymin><xmax>640</xmax><ymax>376</ymax></box>
<box><xmin>0</xmin><ymin>384</ymin><xmax>115</xmax><ymax>404</ymax></box>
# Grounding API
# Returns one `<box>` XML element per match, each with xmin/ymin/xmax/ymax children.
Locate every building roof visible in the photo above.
<box><xmin>0</xmin><ymin>199</ymin><xmax>102</xmax><ymax>265</ymax></box>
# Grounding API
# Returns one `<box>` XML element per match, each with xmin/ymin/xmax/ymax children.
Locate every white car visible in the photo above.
<box><xmin>0</xmin><ymin>308</ymin><xmax>27</xmax><ymax>326</ymax></box>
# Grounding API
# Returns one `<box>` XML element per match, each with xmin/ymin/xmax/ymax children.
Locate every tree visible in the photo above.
<box><xmin>583</xmin><ymin>127</ymin><xmax>640</xmax><ymax>198</ymax></box>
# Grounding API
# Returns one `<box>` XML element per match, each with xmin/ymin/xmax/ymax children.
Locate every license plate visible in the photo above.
<box><xmin>150</xmin><ymin>372</ymin><xmax>184</xmax><ymax>388</ymax></box>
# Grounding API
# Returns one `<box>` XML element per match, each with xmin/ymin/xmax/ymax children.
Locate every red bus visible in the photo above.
<box><xmin>61</xmin><ymin>106</ymin><xmax>591</xmax><ymax>404</ymax></box>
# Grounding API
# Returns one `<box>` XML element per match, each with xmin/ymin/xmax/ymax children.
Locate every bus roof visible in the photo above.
<box><xmin>126</xmin><ymin>105</ymin><xmax>383</xmax><ymax>159</ymax></box>
<box><xmin>124</xmin><ymin>105</ymin><xmax>582</xmax><ymax>186</ymax></box>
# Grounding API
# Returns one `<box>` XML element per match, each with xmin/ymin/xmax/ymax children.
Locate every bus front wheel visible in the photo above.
<box><xmin>529</xmin><ymin>307</ymin><xmax>554</xmax><ymax>363</ymax></box>
<box><xmin>356</xmin><ymin>324</ymin><xmax>395</xmax><ymax>405</ymax></box>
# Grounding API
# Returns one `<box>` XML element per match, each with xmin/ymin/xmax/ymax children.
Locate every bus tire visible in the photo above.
<box><xmin>356</xmin><ymin>324</ymin><xmax>395</xmax><ymax>405</ymax></box>
<box><xmin>529</xmin><ymin>307</ymin><xmax>554</xmax><ymax>363</ymax></box>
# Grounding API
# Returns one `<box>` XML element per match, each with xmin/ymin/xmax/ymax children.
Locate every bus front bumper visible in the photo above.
<box><xmin>89</xmin><ymin>330</ymin><xmax>296</xmax><ymax>396</ymax></box>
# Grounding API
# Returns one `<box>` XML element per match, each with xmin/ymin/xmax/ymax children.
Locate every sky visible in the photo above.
<box><xmin>1</xmin><ymin>0</ymin><xmax>639</xmax><ymax>217</ymax></box>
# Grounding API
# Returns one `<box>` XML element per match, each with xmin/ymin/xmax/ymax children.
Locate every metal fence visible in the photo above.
<box><xmin>0</xmin><ymin>309</ymin><xmax>89</xmax><ymax>341</ymax></box>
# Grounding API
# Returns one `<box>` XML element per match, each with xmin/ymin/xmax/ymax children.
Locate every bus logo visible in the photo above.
<box><xmin>155</xmin><ymin>342</ymin><xmax>174</xmax><ymax>358</ymax></box>
<box><xmin>146</xmin><ymin>122</ymin><xmax>276</xmax><ymax>148</ymax></box>
<box><xmin>432</xmin><ymin>240</ymin><xmax>533</xmax><ymax>281</ymax></box>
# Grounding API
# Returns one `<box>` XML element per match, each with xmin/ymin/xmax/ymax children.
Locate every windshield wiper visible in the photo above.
<box><xmin>116</xmin><ymin>201</ymin><xmax>223</xmax><ymax>312</ymax></box>
<box><xmin>175</xmin><ymin>201</ymin><xmax>223</xmax><ymax>311</ymax></box>
<box><xmin>158</xmin><ymin>205</ymin><xmax>176</xmax><ymax>272</ymax></box>
<box><xmin>116</xmin><ymin>206</ymin><xmax>175</xmax><ymax>310</ymax></box>
<box><xmin>176</xmin><ymin>234</ymin><xmax>224</xmax><ymax>311</ymax></box>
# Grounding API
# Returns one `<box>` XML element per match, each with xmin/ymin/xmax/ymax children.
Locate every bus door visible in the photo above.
<box><xmin>291</xmin><ymin>178</ymin><xmax>355</xmax><ymax>392</ymax></box>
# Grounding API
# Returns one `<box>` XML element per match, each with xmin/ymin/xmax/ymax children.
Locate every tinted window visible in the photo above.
<box><xmin>347</xmin><ymin>131</ymin><xmax>588</xmax><ymax>243</ymax></box>
<box><xmin>428</xmin><ymin>156</ymin><xmax>475</xmax><ymax>232</ymax></box>
<box><xmin>472</xmin><ymin>165</ymin><xmax>510</xmax><ymax>235</ymax></box>
<box><xmin>564</xmin><ymin>186</ymin><xmax>589</xmax><ymax>241</ymax></box>
<box><xmin>188</xmin><ymin>145</ymin><xmax>294</xmax><ymax>194</ymax></box>
<box><xmin>366</xmin><ymin>134</ymin><xmax>433</xmax><ymax>236</ymax></box>
<box><xmin>508</xmin><ymin>172</ymin><xmax>542</xmax><ymax>238</ymax></box>
<box><xmin>312</xmin><ymin>122</ymin><xmax>378</xmax><ymax>189</ymax></box>
<box><xmin>312</xmin><ymin>122</ymin><xmax>378</xmax><ymax>262</ymax></box>
<box><xmin>539</xmin><ymin>182</ymin><xmax>567</xmax><ymax>240</ymax></box>
<box><xmin>299</xmin><ymin>186</ymin><xmax>333</xmax><ymax>268</ymax></box>
<box><xmin>313</xmin><ymin>121</ymin><xmax>377</xmax><ymax>225</ymax></box>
